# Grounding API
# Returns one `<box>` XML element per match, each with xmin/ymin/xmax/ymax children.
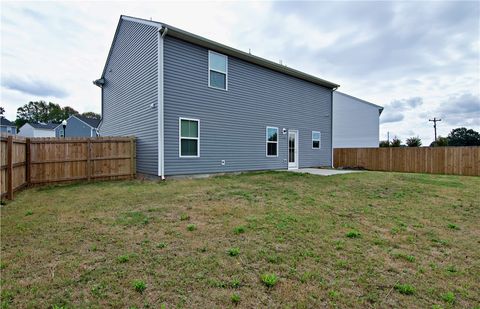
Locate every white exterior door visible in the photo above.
<box><xmin>288</xmin><ymin>130</ymin><xmax>298</xmax><ymax>169</ymax></box>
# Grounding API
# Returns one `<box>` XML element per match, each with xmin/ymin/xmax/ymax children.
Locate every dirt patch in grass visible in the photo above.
<box><xmin>1</xmin><ymin>171</ymin><xmax>479</xmax><ymax>308</ymax></box>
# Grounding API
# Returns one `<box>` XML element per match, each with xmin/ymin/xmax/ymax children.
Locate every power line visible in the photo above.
<box><xmin>429</xmin><ymin>117</ymin><xmax>442</xmax><ymax>142</ymax></box>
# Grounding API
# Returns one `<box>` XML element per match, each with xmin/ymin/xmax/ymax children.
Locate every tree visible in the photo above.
<box><xmin>379</xmin><ymin>140</ymin><xmax>390</xmax><ymax>147</ymax></box>
<box><xmin>0</xmin><ymin>107</ymin><xmax>5</xmax><ymax>116</ymax></box>
<box><xmin>447</xmin><ymin>127</ymin><xmax>480</xmax><ymax>146</ymax></box>
<box><xmin>430</xmin><ymin>136</ymin><xmax>448</xmax><ymax>147</ymax></box>
<box><xmin>406</xmin><ymin>136</ymin><xmax>422</xmax><ymax>147</ymax></box>
<box><xmin>15</xmin><ymin>101</ymin><xmax>79</xmax><ymax>128</ymax></box>
<box><xmin>391</xmin><ymin>137</ymin><xmax>402</xmax><ymax>147</ymax></box>
<box><xmin>81</xmin><ymin>112</ymin><xmax>101</xmax><ymax>119</ymax></box>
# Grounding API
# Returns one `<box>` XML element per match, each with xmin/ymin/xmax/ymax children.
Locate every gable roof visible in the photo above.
<box><xmin>29</xmin><ymin>122</ymin><xmax>60</xmax><ymax>130</ymax></box>
<box><xmin>0</xmin><ymin>117</ymin><xmax>15</xmax><ymax>127</ymax></box>
<box><xmin>334</xmin><ymin>91</ymin><xmax>384</xmax><ymax>115</ymax></box>
<box><xmin>73</xmin><ymin>115</ymin><xmax>101</xmax><ymax>128</ymax></box>
<box><xmin>98</xmin><ymin>15</ymin><xmax>340</xmax><ymax>90</ymax></box>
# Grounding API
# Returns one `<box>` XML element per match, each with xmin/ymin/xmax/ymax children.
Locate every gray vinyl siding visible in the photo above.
<box><xmin>163</xmin><ymin>36</ymin><xmax>332</xmax><ymax>176</ymax></box>
<box><xmin>99</xmin><ymin>20</ymin><xmax>159</xmax><ymax>175</ymax></box>
<box><xmin>55</xmin><ymin>117</ymin><xmax>94</xmax><ymax>137</ymax></box>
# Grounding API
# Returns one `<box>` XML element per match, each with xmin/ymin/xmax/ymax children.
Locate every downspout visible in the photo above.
<box><xmin>331</xmin><ymin>87</ymin><xmax>338</xmax><ymax>168</ymax></box>
<box><xmin>158</xmin><ymin>26</ymin><xmax>168</xmax><ymax>180</ymax></box>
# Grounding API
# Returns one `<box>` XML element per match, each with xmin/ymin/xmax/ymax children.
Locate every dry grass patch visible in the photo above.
<box><xmin>1</xmin><ymin>171</ymin><xmax>479</xmax><ymax>308</ymax></box>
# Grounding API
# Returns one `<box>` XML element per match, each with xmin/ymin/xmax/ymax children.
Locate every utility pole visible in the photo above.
<box><xmin>429</xmin><ymin>117</ymin><xmax>442</xmax><ymax>142</ymax></box>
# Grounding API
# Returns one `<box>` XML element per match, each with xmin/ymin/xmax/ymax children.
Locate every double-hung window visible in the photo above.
<box><xmin>266</xmin><ymin>127</ymin><xmax>278</xmax><ymax>157</ymax></box>
<box><xmin>312</xmin><ymin>131</ymin><xmax>321</xmax><ymax>149</ymax></box>
<box><xmin>179</xmin><ymin>118</ymin><xmax>200</xmax><ymax>157</ymax></box>
<box><xmin>208</xmin><ymin>51</ymin><xmax>228</xmax><ymax>90</ymax></box>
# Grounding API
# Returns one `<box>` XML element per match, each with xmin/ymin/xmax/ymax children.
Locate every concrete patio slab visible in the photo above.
<box><xmin>287</xmin><ymin>168</ymin><xmax>362</xmax><ymax>176</ymax></box>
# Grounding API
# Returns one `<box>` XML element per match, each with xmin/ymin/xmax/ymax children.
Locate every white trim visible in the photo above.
<box><xmin>122</xmin><ymin>16</ymin><xmax>162</xmax><ymax>28</ymax></box>
<box><xmin>312</xmin><ymin>131</ymin><xmax>321</xmax><ymax>149</ymax></box>
<box><xmin>208</xmin><ymin>50</ymin><xmax>228</xmax><ymax>91</ymax></box>
<box><xmin>288</xmin><ymin>130</ymin><xmax>299</xmax><ymax>169</ymax></box>
<box><xmin>265</xmin><ymin>126</ymin><xmax>279</xmax><ymax>157</ymax></box>
<box><xmin>158</xmin><ymin>28</ymin><xmax>165</xmax><ymax>178</ymax></box>
<box><xmin>179</xmin><ymin>117</ymin><xmax>200</xmax><ymax>158</ymax></box>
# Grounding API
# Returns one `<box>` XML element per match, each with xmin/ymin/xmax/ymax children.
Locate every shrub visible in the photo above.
<box><xmin>227</xmin><ymin>247</ymin><xmax>240</xmax><ymax>257</ymax></box>
<box><xmin>379</xmin><ymin>140</ymin><xmax>390</xmax><ymax>147</ymax></box>
<box><xmin>187</xmin><ymin>224</ymin><xmax>196</xmax><ymax>231</ymax></box>
<box><xmin>441</xmin><ymin>291</ymin><xmax>455</xmax><ymax>304</ymax></box>
<box><xmin>231</xmin><ymin>293</ymin><xmax>240</xmax><ymax>304</ymax></box>
<box><xmin>394</xmin><ymin>283</ymin><xmax>415</xmax><ymax>295</ymax></box>
<box><xmin>406</xmin><ymin>136</ymin><xmax>422</xmax><ymax>147</ymax></box>
<box><xmin>391</xmin><ymin>137</ymin><xmax>402</xmax><ymax>147</ymax></box>
<box><xmin>132</xmin><ymin>280</ymin><xmax>146</xmax><ymax>293</ymax></box>
<box><xmin>260</xmin><ymin>273</ymin><xmax>278</xmax><ymax>287</ymax></box>
<box><xmin>346</xmin><ymin>230</ymin><xmax>361</xmax><ymax>238</ymax></box>
<box><xmin>233</xmin><ymin>226</ymin><xmax>246</xmax><ymax>234</ymax></box>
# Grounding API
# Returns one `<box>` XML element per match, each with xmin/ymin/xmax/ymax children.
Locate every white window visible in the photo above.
<box><xmin>266</xmin><ymin>127</ymin><xmax>278</xmax><ymax>157</ymax></box>
<box><xmin>312</xmin><ymin>131</ymin><xmax>321</xmax><ymax>149</ymax></box>
<box><xmin>179</xmin><ymin>118</ymin><xmax>200</xmax><ymax>157</ymax></box>
<box><xmin>208</xmin><ymin>51</ymin><xmax>228</xmax><ymax>90</ymax></box>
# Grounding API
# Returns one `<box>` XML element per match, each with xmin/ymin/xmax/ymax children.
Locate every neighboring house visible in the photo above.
<box><xmin>0</xmin><ymin>117</ymin><xmax>17</xmax><ymax>135</ymax></box>
<box><xmin>18</xmin><ymin>122</ymin><xmax>59</xmax><ymax>137</ymax></box>
<box><xmin>55</xmin><ymin>115</ymin><xmax>101</xmax><ymax>137</ymax></box>
<box><xmin>95</xmin><ymin>15</ymin><xmax>339</xmax><ymax>178</ymax></box>
<box><xmin>333</xmin><ymin>92</ymin><xmax>383</xmax><ymax>148</ymax></box>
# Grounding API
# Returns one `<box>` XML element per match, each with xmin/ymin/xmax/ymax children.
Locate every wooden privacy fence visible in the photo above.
<box><xmin>334</xmin><ymin>147</ymin><xmax>480</xmax><ymax>176</ymax></box>
<box><xmin>1</xmin><ymin>135</ymin><xmax>136</xmax><ymax>200</ymax></box>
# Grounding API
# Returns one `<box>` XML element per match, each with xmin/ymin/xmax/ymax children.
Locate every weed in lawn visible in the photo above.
<box><xmin>447</xmin><ymin>223</ymin><xmax>460</xmax><ymax>230</ymax></box>
<box><xmin>267</xmin><ymin>254</ymin><xmax>281</xmax><ymax>264</ymax></box>
<box><xmin>334</xmin><ymin>240</ymin><xmax>345</xmax><ymax>250</ymax></box>
<box><xmin>233</xmin><ymin>226</ymin><xmax>246</xmax><ymax>234</ymax></box>
<box><xmin>446</xmin><ymin>265</ymin><xmax>457</xmax><ymax>273</ymax></box>
<box><xmin>395</xmin><ymin>284</ymin><xmax>415</xmax><ymax>295</ymax></box>
<box><xmin>231</xmin><ymin>293</ymin><xmax>240</xmax><ymax>304</ymax></box>
<box><xmin>132</xmin><ymin>280</ymin><xmax>146</xmax><ymax>293</ymax></box>
<box><xmin>260</xmin><ymin>273</ymin><xmax>278</xmax><ymax>288</ymax></box>
<box><xmin>90</xmin><ymin>283</ymin><xmax>106</xmax><ymax>298</ymax></box>
<box><xmin>441</xmin><ymin>291</ymin><xmax>455</xmax><ymax>304</ymax></box>
<box><xmin>24</xmin><ymin>210</ymin><xmax>33</xmax><ymax>216</ymax></box>
<box><xmin>227</xmin><ymin>247</ymin><xmax>240</xmax><ymax>257</ymax></box>
<box><xmin>0</xmin><ymin>262</ymin><xmax>6</xmax><ymax>270</ymax></box>
<box><xmin>180</xmin><ymin>214</ymin><xmax>190</xmax><ymax>221</ymax></box>
<box><xmin>230</xmin><ymin>278</ymin><xmax>241</xmax><ymax>288</ymax></box>
<box><xmin>335</xmin><ymin>259</ymin><xmax>348</xmax><ymax>269</ymax></box>
<box><xmin>187</xmin><ymin>224</ymin><xmax>196</xmax><ymax>231</ymax></box>
<box><xmin>117</xmin><ymin>254</ymin><xmax>130</xmax><ymax>263</ymax></box>
<box><xmin>116</xmin><ymin>211</ymin><xmax>148</xmax><ymax>226</ymax></box>
<box><xmin>90</xmin><ymin>245</ymin><xmax>97</xmax><ymax>252</ymax></box>
<box><xmin>393</xmin><ymin>252</ymin><xmax>415</xmax><ymax>262</ymax></box>
<box><xmin>346</xmin><ymin>230</ymin><xmax>361</xmax><ymax>238</ymax></box>
<box><xmin>156</xmin><ymin>242</ymin><xmax>167</xmax><ymax>249</ymax></box>
<box><xmin>328</xmin><ymin>290</ymin><xmax>340</xmax><ymax>299</ymax></box>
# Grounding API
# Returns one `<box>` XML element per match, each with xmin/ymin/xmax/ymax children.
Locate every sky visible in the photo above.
<box><xmin>1</xmin><ymin>1</ymin><xmax>479</xmax><ymax>145</ymax></box>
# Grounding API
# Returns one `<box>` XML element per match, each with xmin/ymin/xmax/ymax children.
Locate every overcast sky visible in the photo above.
<box><xmin>1</xmin><ymin>1</ymin><xmax>479</xmax><ymax>144</ymax></box>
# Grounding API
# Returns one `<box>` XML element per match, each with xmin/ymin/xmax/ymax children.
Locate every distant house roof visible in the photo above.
<box><xmin>0</xmin><ymin>117</ymin><xmax>15</xmax><ymax>127</ymax></box>
<box><xmin>335</xmin><ymin>91</ymin><xmax>384</xmax><ymax>115</ymax></box>
<box><xmin>29</xmin><ymin>122</ymin><xmax>60</xmax><ymax>130</ymax></box>
<box><xmin>74</xmin><ymin>115</ymin><xmax>101</xmax><ymax>128</ymax></box>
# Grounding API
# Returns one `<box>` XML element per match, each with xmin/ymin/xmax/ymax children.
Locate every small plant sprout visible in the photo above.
<box><xmin>187</xmin><ymin>224</ymin><xmax>196</xmax><ymax>231</ymax></box>
<box><xmin>132</xmin><ymin>280</ymin><xmax>146</xmax><ymax>293</ymax></box>
<box><xmin>346</xmin><ymin>230</ymin><xmax>361</xmax><ymax>238</ymax></box>
<box><xmin>180</xmin><ymin>213</ymin><xmax>190</xmax><ymax>221</ymax></box>
<box><xmin>447</xmin><ymin>223</ymin><xmax>459</xmax><ymax>230</ymax></box>
<box><xmin>117</xmin><ymin>255</ymin><xmax>130</xmax><ymax>263</ymax></box>
<box><xmin>157</xmin><ymin>242</ymin><xmax>166</xmax><ymax>249</ymax></box>
<box><xmin>227</xmin><ymin>247</ymin><xmax>240</xmax><ymax>256</ymax></box>
<box><xmin>446</xmin><ymin>265</ymin><xmax>457</xmax><ymax>273</ymax></box>
<box><xmin>25</xmin><ymin>210</ymin><xmax>33</xmax><ymax>216</ymax></box>
<box><xmin>231</xmin><ymin>293</ymin><xmax>240</xmax><ymax>304</ymax></box>
<box><xmin>260</xmin><ymin>273</ymin><xmax>278</xmax><ymax>288</ymax></box>
<box><xmin>230</xmin><ymin>278</ymin><xmax>241</xmax><ymax>288</ymax></box>
<box><xmin>394</xmin><ymin>283</ymin><xmax>415</xmax><ymax>295</ymax></box>
<box><xmin>233</xmin><ymin>226</ymin><xmax>246</xmax><ymax>234</ymax></box>
<box><xmin>328</xmin><ymin>290</ymin><xmax>340</xmax><ymax>299</ymax></box>
<box><xmin>441</xmin><ymin>291</ymin><xmax>455</xmax><ymax>304</ymax></box>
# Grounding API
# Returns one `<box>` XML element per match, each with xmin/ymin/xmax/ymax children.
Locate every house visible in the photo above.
<box><xmin>333</xmin><ymin>92</ymin><xmax>383</xmax><ymax>148</ymax></box>
<box><xmin>0</xmin><ymin>117</ymin><xmax>17</xmax><ymax>135</ymax></box>
<box><xmin>55</xmin><ymin>115</ymin><xmax>101</xmax><ymax>137</ymax></box>
<box><xmin>95</xmin><ymin>15</ymin><xmax>339</xmax><ymax>178</ymax></box>
<box><xmin>18</xmin><ymin>122</ymin><xmax>59</xmax><ymax>137</ymax></box>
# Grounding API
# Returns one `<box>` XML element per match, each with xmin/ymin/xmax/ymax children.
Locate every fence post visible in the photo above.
<box><xmin>130</xmin><ymin>138</ymin><xmax>135</xmax><ymax>179</ymax></box>
<box><xmin>87</xmin><ymin>138</ymin><xmax>91</xmax><ymax>181</ymax></box>
<box><xmin>26</xmin><ymin>138</ymin><xmax>31</xmax><ymax>185</ymax></box>
<box><xmin>7</xmin><ymin>136</ymin><xmax>13</xmax><ymax>200</ymax></box>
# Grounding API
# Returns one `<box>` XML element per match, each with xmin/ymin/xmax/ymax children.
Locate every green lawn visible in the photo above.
<box><xmin>1</xmin><ymin>171</ymin><xmax>479</xmax><ymax>308</ymax></box>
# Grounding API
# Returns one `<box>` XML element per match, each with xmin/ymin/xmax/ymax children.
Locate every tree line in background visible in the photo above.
<box><xmin>380</xmin><ymin>127</ymin><xmax>480</xmax><ymax>147</ymax></box>
<box><xmin>4</xmin><ymin>101</ymin><xmax>101</xmax><ymax>128</ymax></box>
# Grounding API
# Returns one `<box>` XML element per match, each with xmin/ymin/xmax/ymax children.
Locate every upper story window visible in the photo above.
<box><xmin>179</xmin><ymin>118</ymin><xmax>200</xmax><ymax>157</ymax></box>
<box><xmin>312</xmin><ymin>131</ymin><xmax>321</xmax><ymax>149</ymax></box>
<box><xmin>209</xmin><ymin>51</ymin><xmax>228</xmax><ymax>90</ymax></box>
<box><xmin>266</xmin><ymin>127</ymin><xmax>278</xmax><ymax>157</ymax></box>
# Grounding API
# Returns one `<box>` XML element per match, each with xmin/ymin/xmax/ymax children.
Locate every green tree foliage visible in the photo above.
<box><xmin>379</xmin><ymin>140</ymin><xmax>390</xmax><ymax>147</ymax></box>
<box><xmin>0</xmin><ymin>107</ymin><xmax>5</xmax><ymax>116</ymax></box>
<box><xmin>81</xmin><ymin>112</ymin><xmax>101</xmax><ymax>119</ymax></box>
<box><xmin>447</xmin><ymin>127</ymin><xmax>480</xmax><ymax>146</ymax></box>
<box><xmin>406</xmin><ymin>136</ymin><xmax>422</xmax><ymax>147</ymax></box>
<box><xmin>15</xmin><ymin>101</ymin><xmax>79</xmax><ymax>128</ymax></box>
<box><xmin>430</xmin><ymin>136</ymin><xmax>449</xmax><ymax>147</ymax></box>
<box><xmin>391</xmin><ymin>137</ymin><xmax>402</xmax><ymax>147</ymax></box>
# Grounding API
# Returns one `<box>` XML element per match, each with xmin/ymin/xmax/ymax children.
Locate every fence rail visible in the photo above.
<box><xmin>334</xmin><ymin>147</ymin><xmax>480</xmax><ymax>176</ymax></box>
<box><xmin>1</xmin><ymin>135</ymin><xmax>136</xmax><ymax>200</ymax></box>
